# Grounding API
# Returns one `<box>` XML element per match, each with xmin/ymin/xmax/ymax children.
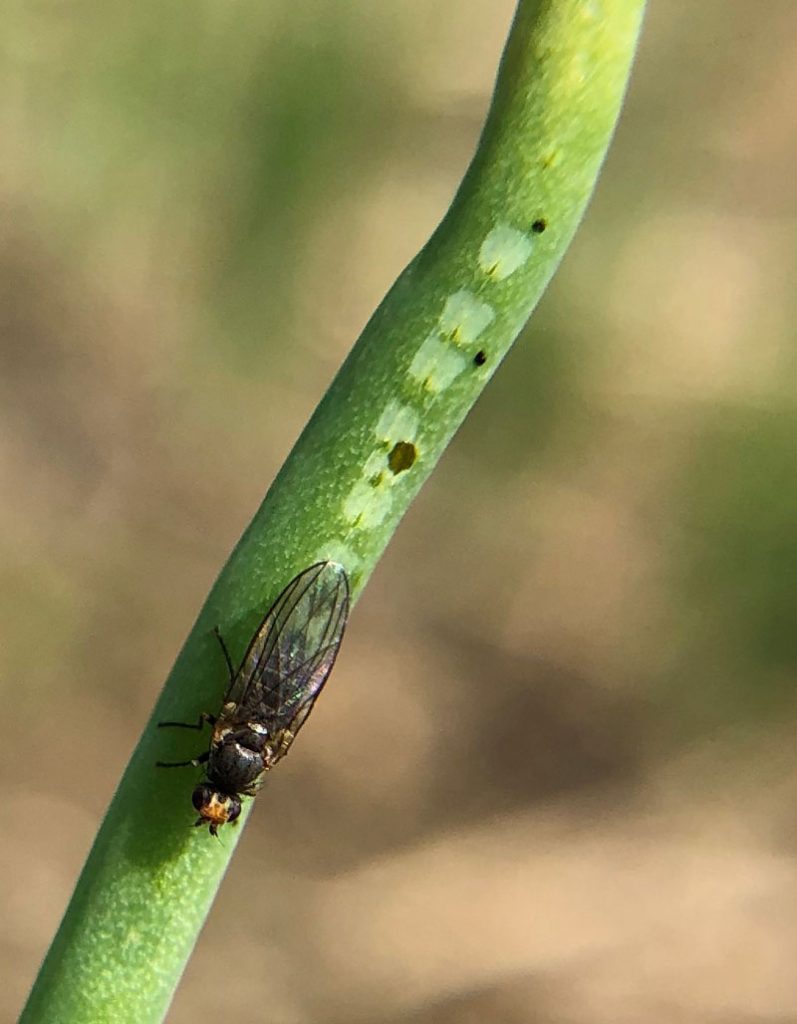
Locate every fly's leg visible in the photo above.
<box><xmin>157</xmin><ymin>714</ymin><xmax>214</xmax><ymax>766</ymax></box>
<box><xmin>213</xmin><ymin>626</ymin><xmax>236</xmax><ymax>684</ymax></box>
<box><xmin>157</xmin><ymin>712</ymin><xmax>216</xmax><ymax>731</ymax></box>
<box><xmin>156</xmin><ymin>750</ymin><xmax>210</xmax><ymax>769</ymax></box>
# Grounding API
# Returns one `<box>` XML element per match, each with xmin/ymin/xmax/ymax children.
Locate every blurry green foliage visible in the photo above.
<box><xmin>10</xmin><ymin>0</ymin><xmax>402</xmax><ymax>351</ymax></box>
<box><xmin>671</xmin><ymin>406</ymin><xmax>797</xmax><ymax>724</ymax></box>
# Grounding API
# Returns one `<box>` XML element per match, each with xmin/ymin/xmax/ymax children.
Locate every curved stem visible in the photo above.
<box><xmin>20</xmin><ymin>2</ymin><xmax>646</xmax><ymax>1021</ymax></box>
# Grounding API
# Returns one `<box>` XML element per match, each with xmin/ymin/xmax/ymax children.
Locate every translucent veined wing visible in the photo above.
<box><xmin>226</xmin><ymin>561</ymin><xmax>349</xmax><ymax>741</ymax></box>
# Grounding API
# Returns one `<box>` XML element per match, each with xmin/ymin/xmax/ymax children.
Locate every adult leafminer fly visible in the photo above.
<box><xmin>157</xmin><ymin>561</ymin><xmax>350</xmax><ymax>835</ymax></box>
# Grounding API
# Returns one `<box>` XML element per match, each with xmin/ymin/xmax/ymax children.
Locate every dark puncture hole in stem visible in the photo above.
<box><xmin>531</xmin><ymin>218</ymin><xmax>547</xmax><ymax>234</ymax></box>
<box><xmin>387</xmin><ymin>441</ymin><xmax>417</xmax><ymax>474</ymax></box>
<box><xmin>473</xmin><ymin>350</ymin><xmax>487</xmax><ymax>366</ymax></box>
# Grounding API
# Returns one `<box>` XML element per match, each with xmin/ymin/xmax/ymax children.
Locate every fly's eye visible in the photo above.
<box><xmin>227</xmin><ymin>797</ymin><xmax>242</xmax><ymax>823</ymax></box>
<box><xmin>192</xmin><ymin>784</ymin><xmax>214</xmax><ymax>813</ymax></box>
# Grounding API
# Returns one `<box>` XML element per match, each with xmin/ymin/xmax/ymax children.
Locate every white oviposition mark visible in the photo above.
<box><xmin>340</xmin><ymin>400</ymin><xmax>423</xmax><ymax>531</ymax></box>
<box><xmin>375</xmin><ymin>400</ymin><xmax>420</xmax><ymax>445</ymax></box>
<box><xmin>408</xmin><ymin>331</ymin><xmax>469</xmax><ymax>392</ymax></box>
<box><xmin>318</xmin><ymin>541</ymin><xmax>358</xmax><ymax>571</ymax></box>
<box><xmin>362</xmin><ymin>450</ymin><xmax>388</xmax><ymax>478</ymax></box>
<box><xmin>342</xmin><ymin>478</ymin><xmax>391</xmax><ymax>528</ymax></box>
<box><xmin>439</xmin><ymin>290</ymin><xmax>496</xmax><ymax>343</ymax></box>
<box><xmin>479</xmin><ymin>225</ymin><xmax>533</xmax><ymax>281</ymax></box>
<box><xmin>341</xmin><ymin>285</ymin><xmax>497</xmax><ymax>529</ymax></box>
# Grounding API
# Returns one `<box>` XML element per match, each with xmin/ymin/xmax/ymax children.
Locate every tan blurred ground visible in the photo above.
<box><xmin>4</xmin><ymin>1</ymin><xmax>797</xmax><ymax>1021</ymax></box>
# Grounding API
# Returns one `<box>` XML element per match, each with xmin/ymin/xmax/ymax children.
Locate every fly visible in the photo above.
<box><xmin>157</xmin><ymin>560</ymin><xmax>350</xmax><ymax>835</ymax></box>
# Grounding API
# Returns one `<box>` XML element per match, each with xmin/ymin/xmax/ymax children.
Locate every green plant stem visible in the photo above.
<box><xmin>20</xmin><ymin>2</ymin><xmax>646</xmax><ymax>1021</ymax></box>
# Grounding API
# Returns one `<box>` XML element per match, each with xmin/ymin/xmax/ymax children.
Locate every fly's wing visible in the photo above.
<box><xmin>228</xmin><ymin>561</ymin><xmax>350</xmax><ymax>750</ymax></box>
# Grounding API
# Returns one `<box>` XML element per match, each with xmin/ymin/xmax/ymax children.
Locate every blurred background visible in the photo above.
<box><xmin>4</xmin><ymin>0</ymin><xmax>797</xmax><ymax>1020</ymax></box>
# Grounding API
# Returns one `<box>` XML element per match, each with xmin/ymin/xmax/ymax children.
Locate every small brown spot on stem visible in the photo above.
<box><xmin>387</xmin><ymin>441</ymin><xmax>417</xmax><ymax>474</ymax></box>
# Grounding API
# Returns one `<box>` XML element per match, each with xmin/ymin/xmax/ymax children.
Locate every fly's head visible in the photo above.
<box><xmin>191</xmin><ymin>783</ymin><xmax>242</xmax><ymax>836</ymax></box>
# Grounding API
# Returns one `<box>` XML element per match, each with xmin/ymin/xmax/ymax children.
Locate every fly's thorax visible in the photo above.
<box><xmin>206</xmin><ymin>720</ymin><xmax>272</xmax><ymax>793</ymax></box>
<box><xmin>212</xmin><ymin>712</ymin><xmax>268</xmax><ymax>744</ymax></box>
<box><xmin>211</xmin><ymin>706</ymin><xmax>238</xmax><ymax>742</ymax></box>
<box><xmin>211</xmin><ymin>719</ymin><xmax>270</xmax><ymax>753</ymax></box>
